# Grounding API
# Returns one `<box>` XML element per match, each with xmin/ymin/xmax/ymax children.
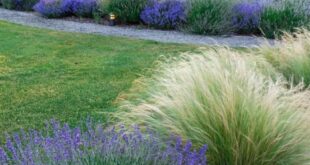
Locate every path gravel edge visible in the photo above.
<box><xmin>0</xmin><ymin>8</ymin><xmax>273</xmax><ymax>47</ymax></box>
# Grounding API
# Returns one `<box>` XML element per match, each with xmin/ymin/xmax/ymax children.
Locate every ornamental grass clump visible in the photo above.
<box><xmin>0</xmin><ymin>119</ymin><xmax>207</xmax><ymax>165</ymax></box>
<box><xmin>93</xmin><ymin>0</ymin><xmax>110</xmax><ymax>20</ymax></box>
<box><xmin>116</xmin><ymin>48</ymin><xmax>310</xmax><ymax>165</ymax></box>
<box><xmin>34</xmin><ymin>0</ymin><xmax>72</xmax><ymax>18</ymax></box>
<box><xmin>258</xmin><ymin>29</ymin><xmax>310</xmax><ymax>86</ymax></box>
<box><xmin>140</xmin><ymin>0</ymin><xmax>186</xmax><ymax>29</ymax></box>
<box><xmin>0</xmin><ymin>0</ymin><xmax>38</xmax><ymax>11</ymax></box>
<box><xmin>107</xmin><ymin>0</ymin><xmax>147</xmax><ymax>23</ymax></box>
<box><xmin>260</xmin><ymin>0</ymin><xmax>310</xmax><ymax>38</ymax></box>
<box><xmin>185</xmin><ymin>0</ymin><xmax>234</xmax><ymax>35</ymax></box>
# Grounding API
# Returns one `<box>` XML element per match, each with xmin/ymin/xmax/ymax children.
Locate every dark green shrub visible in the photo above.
<box><xmin>107</xmin><ymin>0</ymin><xmax>147</xmax><ymax>23</ymax></box>
<box><xmin>93</xmin><ymin>0</ymin><xmax>110</xmax><ymax>22</ymax></box>
<box><xmin>184</xmin><ymin>0</ymin><xmax>234</xmax><ymax>35</ymax></box>
<box><xmin>1</xmin><ymin>0</ymin><xmax>38</xmax><ymax>11</ymax></box>
<box><xmin>260</xmin><ymin>1</ymin><xmax>310</xmax><ymax>39</ymax></box>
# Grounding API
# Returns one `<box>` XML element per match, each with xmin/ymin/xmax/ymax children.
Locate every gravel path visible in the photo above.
<box><xmin>0</xmin><ymin>8</ymin><xmax>272</xmax><ymax>47</ymax></box>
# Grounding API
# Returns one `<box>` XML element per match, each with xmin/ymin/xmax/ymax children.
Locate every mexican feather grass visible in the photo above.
<box><xmin>258</xmin><ymin>29</ymin><xmax>310</xmax><ymax>86</ymax></box>
<box><xmin>115</xmin><ymin>48</ymin><xmax>310</xmax><ymax>165</ymax></box>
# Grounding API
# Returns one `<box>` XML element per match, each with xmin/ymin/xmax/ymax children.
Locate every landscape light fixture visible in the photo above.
<box><xmin>109</xmin><ymin>13</ymin><xmax>116</xmax><ymax>26</ymax></box>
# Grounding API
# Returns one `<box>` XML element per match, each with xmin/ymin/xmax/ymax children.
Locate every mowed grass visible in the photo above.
<box><xmin>0</xmin><ymin>21</ymin><xmax>196</xmax><ymax>140</ymax></box>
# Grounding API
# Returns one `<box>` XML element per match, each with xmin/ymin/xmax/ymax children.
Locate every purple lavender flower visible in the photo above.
<box><xmin>232</xmin><ymin>2</ymin><xmax>263</xmax><ymax>34</ymax></box>
<box><xmin>0</xmin><ymin>147</ymin><xmax>8</xmax><ymax>164</ymax></box>
<box><xmin>140</xmin><ymin>0</ymin><xmax>186</xmax><ymax>29</ymax></box>
<box><xmin>0</xmin><ymin>120</ymin><xmax>208</xmax><ymax>164</ymax></box>
<box><xmin>71</xmin><ymin>0</ymin><xmax>98</xmax><ymax>17</ymax></box>
<box><xmin>6</xmin><ymin>136</ymin><xmax>19</xmax><ymax>161</ymax></box>
<box><xmin>72</xmin><ymin>127</ymin><xmax>82</xmax><ymax>148</ymax></box>
<box><xmin>33</xmin><ymin>0</ymin><xmax>72</xmax><ymax>18</ymax></box>
<box><xmin>24</xmin><ymin>144</ymin><xmax>35</xmax><ymax>165</ymax></box>
<box><xmin>199</xmin><ymin>145</ymin><xmax>208</xmax><ymax>164</ymax></box>
<box><xmin>177</xmin><ymin>153</ymin><xmax>183</xmax><ymax>165</ymax></box>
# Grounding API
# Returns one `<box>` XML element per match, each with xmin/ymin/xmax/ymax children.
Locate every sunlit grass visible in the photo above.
<box><xmin>0</xmin><ymin>21</ymin><xmax>196</xmax><ymax>141</ymax></box>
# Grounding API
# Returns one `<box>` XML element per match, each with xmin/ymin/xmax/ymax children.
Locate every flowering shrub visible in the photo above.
<box><xmin>33</xmin><ymin>0</ymin><xmax>72</xmax><ymax>18</ymax></box>
<box><xmin>232</xmin><ymin>2</ymin><xmax>263</xmax><ymax>34</ymax></box>
<box><xmin>71</xmin><ymin>0</ymin><xmax>98</xmax><ymax>17</ymax></box>
<box><xmin>140</xmin><ymin>0</ymin><xmax>186</xmax><ymax>29</ymax></box>
<box><xmin>0</xmin><ymin>120</ymin><xmax>207</xmax><ymax>165</ymax></box>
<box><xmin>0</xmin><ymin>0</ymin><xmax>38</xmax><ymax>11</ymax></box>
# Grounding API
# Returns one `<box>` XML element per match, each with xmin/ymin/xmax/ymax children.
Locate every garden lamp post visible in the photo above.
<box><xmin>109</xmin><ymin>13</ymin><xmax>116</xmax><ymax>26</ymax></box>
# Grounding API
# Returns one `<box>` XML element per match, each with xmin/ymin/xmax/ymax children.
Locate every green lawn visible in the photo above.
<box><xmin>0</xmin><ymin>21</ymin><xmax>196</xmax><ymax>140</ymax></box>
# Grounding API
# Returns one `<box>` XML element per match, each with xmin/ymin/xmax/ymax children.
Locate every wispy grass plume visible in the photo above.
<box><xmin>258</xmin><ymin>29</ymin><xmax>310</xmax><ymax>86</ymax></box>
<box><xmin>116</xmin><ymin>48</ymin><xmax>310</xmax><ymax>165</ymax></box>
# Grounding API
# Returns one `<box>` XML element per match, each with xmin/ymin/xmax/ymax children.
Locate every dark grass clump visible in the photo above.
<box><xmin>0</xmin><ymin>0</ymin><xmax>38</xmax><ymax>11</ymax></box>
<box><xmin>260</xmin><ymin>0</ymin><xmax>310</xmax><ymax>38</ymax></box>
<box><xmin>107</xmin><ymin>0</ymin><xmax>147</xmax><ymax>23</ymax></box>
<box><xmin>185</xmin><ymin>0</ymin><xmax>234</xmax><ymax>35</ymax></box>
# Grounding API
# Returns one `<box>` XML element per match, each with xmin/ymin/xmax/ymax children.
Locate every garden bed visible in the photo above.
<box><xmin>0</xmin><ymin>8</ymin><xmax>272</xmax><ymax>47</ymax></box>
<box><xmin>0</xmin><ymin>22</ymin><xmax>309</xmax><ymax>164</ymax></box>
<box><xmin>0</xmin><ymin>0</ymin><xmax>309</xmax><ymax>39</ymax></box>
<box><xmin>0</xmin><ymin>0</ymin><xmax>310</xmax><ymax>165</ymax></box>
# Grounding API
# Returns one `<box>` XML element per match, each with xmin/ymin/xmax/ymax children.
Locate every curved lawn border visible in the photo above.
<box><xmin>0</xmin><ymin>8</ymin><xmax>273</xmax><ymax>47</ymax></box>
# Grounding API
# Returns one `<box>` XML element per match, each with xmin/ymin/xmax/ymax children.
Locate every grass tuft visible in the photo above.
<box><xmin>184</xmin><ymin>0</ymin><xmax>234</xmax><ymax>35</ymax></box>
<box><xmin>258</xmin><ymin>29</ymin><xmax>310</xmax><ymax>86</ymax></box>
<box><xmin>116</xmin><ymin>48</ymin><xmax>310</xmax><ymax>165</ymax></box>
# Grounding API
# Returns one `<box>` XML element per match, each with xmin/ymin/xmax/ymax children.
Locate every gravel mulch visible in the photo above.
<box><xmin>0</xmin><ymin>8</ymin><xmax>273</xmax><ymax>47</ymax></box>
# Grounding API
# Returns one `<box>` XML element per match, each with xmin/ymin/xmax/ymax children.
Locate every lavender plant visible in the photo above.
<box><xmin>140</xmin><ymin>0</ymin><xmax>186</xmax><ymax>29</ymax></box>
<box><xmin>33</xmin><ymin>0</ymin><xmax>72</xmax><ymax>18</ymax></box>
<box><xmin>71</xmin><ymin>0</ymin><xmax>98</xmax><ymax>17</ymax></box>
<box><xmin>232</xmin><ymin>2</ymin><xmax>263</xmax><ymax>34</ymax></box>
<box><xmin>0</xmin><ymin>120</ymin><xmax>207</xmax><ymax>165</ymax></box>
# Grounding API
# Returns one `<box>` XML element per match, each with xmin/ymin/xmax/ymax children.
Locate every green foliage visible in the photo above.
<box><xmin>0</xmin><ymin>0</ymin><xmax>38</xmax><ymax>11</ymax></box>
<box><xmin>184</xmin><ymin>0</ymin><xmax>234</xmax><ymax>35</ymax></box>
<box><xmin>93</xmin><ymin>0</ymin><xmax>110</xmax><ymax>21</ymax></box>
<box><xmin>260</xmin><ymin>1</ymin><xmax>310</xmax><ymax>39</ymax></box>
<box><xmin>0</xmin><ymin>21</ymin><xmax>195</xmax><ymax>142</ymax></box>
<box><xmin>117</xmin><ymin>48</ymin><xmax>310</xmax><ymax>165</ymax></box>
<box><xmin>107</xmin><ymin>0</ymin><xmax>147</xmax><ymax>23</ymax></box>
